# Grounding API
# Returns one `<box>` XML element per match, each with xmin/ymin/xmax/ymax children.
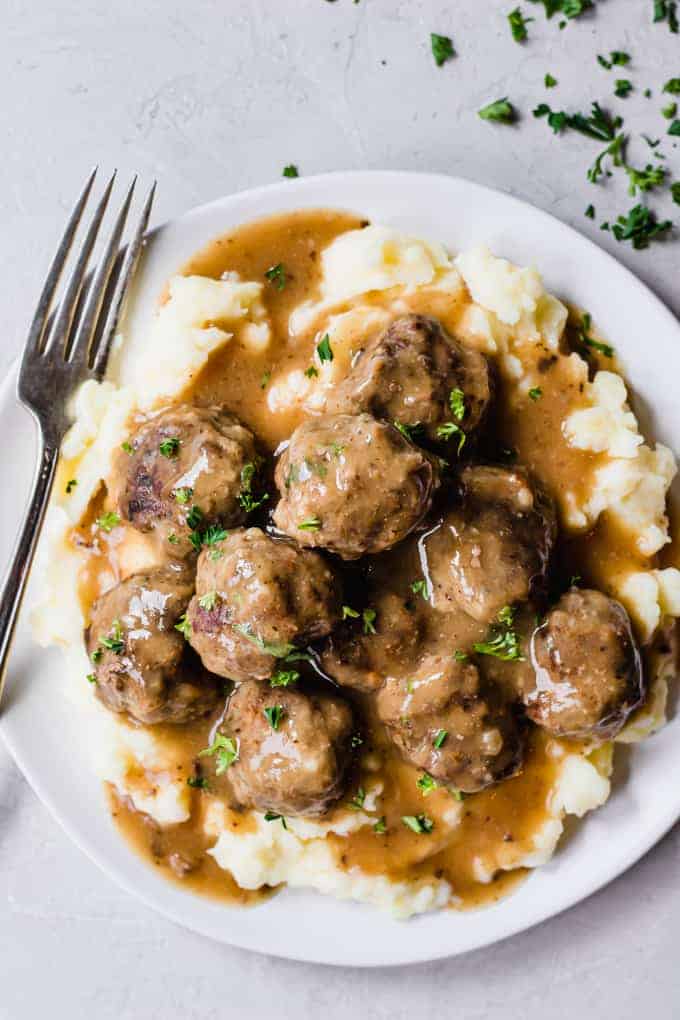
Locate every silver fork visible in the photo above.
<box><xmin>0</xmin><ymin>168</ymin><xmax>156</xmax><ymax>710</ymax></box>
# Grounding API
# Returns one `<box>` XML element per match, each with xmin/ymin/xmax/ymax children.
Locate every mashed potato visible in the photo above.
<box><xmin>31</xmin><ymin>223</ymin><xmax>679</xmax><ymax>918</ymax></box>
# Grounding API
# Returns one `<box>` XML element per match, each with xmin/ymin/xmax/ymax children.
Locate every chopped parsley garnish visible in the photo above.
<box><xmin>304</xmin><ymin>365</ymin><xmax>319</xmax><ymax>378</ymax></box>
<box><xmin>671</xmin><ymin>182</ymin><xmax>680</xmax><ymax>205</ymax></box>
<box><xmin>203</xmin><ymin>525</ymin><xmax>228</xmax><ymax>547</ymax></box>
<box><xmin>282</xmin><ymin>164</ymin><xmax>299</xmax><ymax>178</ymax></box>
<box><xmin>614</xmin><ymin>79</ymin><xmax>633</xmax><ymax>99</ymax></box>
<box><xmin>270</xmin><ymin>668</ymin><xmax>300</xmax><ymax>688</ymax></box>
<box><xmin>174</xmin><ymin>613</ymin><xmax>192</xmax><ymax>639</ymax></box>
<box><xmin>528</xmin><ymin>0</ymin><xmax>593</xmax><ymax>18</ymax></box>
<box><xmin>664</xmin><ymin>78</ymin><xmax>680</xmax><ymax>94</ymax></box>
<box><xmin>653</xmin><ymin>0</ymin><xmax>679</xmax><ymax>32</ymax></box>
<box><xmin>410</xmin><ymin>579</ymin><xmax>429</xmax><ymax>600</ymax></box>
<box><xmin>264</xmin><ymin>263</ymin><xmax>287</xmax><ymax>291</ymax></box>
<box><xmin>95</xmin><ymin>511</ymin><xmax>120</xmax><ymax>533</ymax></box>
<box><xmin>91</xmin><ymin>649</ymin><xmax>102</xmax><ymax>664</ymax></box>
<box><xmin>65</xmin><ymin>478</ymin><xmax>77</xmax><ymax>494</ymax></box>
<box><xmin>121</xmin><ymin>441</ymin><xmax>134</xmax><ymax>455</ymax></box>
<box><xmin>373</xmin><ymin>816</ymin><xmax>387</xmax><ymax>834</ymax></box>
<box><xmin>86</xmin><ymin>672</ymin><xmax>97</xmax><ymax>685</ymax></box>
<box><xmin>433</xmin><ymin>729</ymin><xmax>448</xmax><ymax>749</ymax></box>
<box><xmin>585</xmin><ymin>204</ymin><xmax>596</xmax><ymax>219</ymax></box>
<box><xmin>436</xmin><ymin>421</ymin><xmax>466</xmax><ymax>454</ymax></box>
<box><xmin>199</xmin><ymin>733</ymin><xmax>239</xmax><ymax>774</ymax></box>
<box><xmin>186</xmin><ymin>504</ymin><xmax>204</xmax><ymax>531</ymax></box>
<box><xmin>544</xmin><ymin>73</ymin><xmax>557</xmax><ymax>88</ymax></box>
<box><xmin>342</xmin><ymin>605</ymin><xmax>360</xmax><ymax>620</ymax></box>
<box><xmin>187</xmin><ymin>775</ymin><xmax>208</xmax><ymax>790</ymax></box>
<box><xmin>508</xmin><ymin>8</ymin><xmax>533</xmax><ymax>42</ymax></box>
<box><xmin>416</xmin><ymin>773</ymin><xmax>438</xmax><ymax>795</ymax></box>
<box><xmin>362</xmin><ymin>608</ymin><xmax>377</xmax><ymax>635</ymax></box>
<box><xmin>611</xmin><ymin>204</ymin><xmax>673</xmax><ymax>249</ymax></box>
<box><xmin>662</xmin><ymin>101</ymin><xmax>678</xmax><ymax>119</ymax></box>
<box><xmin>167</xmin><ymin>533</ymin><xmax>179</xmax><ymax>544</ymax></box>
<box><xmin>534</xmin><ymin>101</ymin><xmax>621</xmax><ymax>141</ymax></box>
<box><xmin>298</xmin><ymin>516</ymin><xmax>321</xmax><ymax>531</ymax></box>
<box><xmin>587</xmin><ymin>133</ymin><xmax>626</xmax><ymax>185</ymax></box>
<box><xmin>350</xmin><ymin>734</ymin><xmax>363</xmax><ymax>748</ymax></box>
<box><xmin>264</xmin><ymin>811</ymin><xmax>288</xmax><ymax>828</ymax></box>
<box><xmin>402</xmin><ymin>814</ymin><xmax>434</xmax><ymax>835</ymax></box>
<box><xmin>174</xmin><ymin>487</ymin><xmax>193</xmax><ymax>505</ymax></box>
<box><xmin>450</xmin><ymin>789</ymin><xmax>466</xmax><ymax>802</ymax></box>
<box><xmin>264</xmin><ymin>705</ymin><xmax>285</xmax><ymax>730</ymax></box>
<box><xmin>198</xmin><ymin>591</ymin><xmax>218</xmax><ymax>611</ymax></box>
<box><xmin>598</xmin><ymin>51</ymin><xmax>631</xmax><ymax>70</ymax></box>
<box><xmin>668</xmin><ymin>119</ymin><xmax>680</xmax><ymax>136</ymax></box>
<box><xmin>348</xmin><ymin>787</ymin><xmax>366</xmax><ymax>811</ymax></box>
<box><xmin>528</xmin><ymin>386</ymin><xmax>543</xmax><ymax>400</ymax></box>
<box><xmin>99</xmin><ymin>619</ymin><xmax>124</xmax><ymax>654</ymax></box>
<box><xmin>239</xmin><ymin>461</ymin><xmax>268</xmax><ymax>514</ymax></box>
<box><xmin>393</xmin><ymin>420</ymin><xmax>425</xmax><ymax>442</ymax></box>
<box><xmin>449</xmin><ymin>388</ymin><xmax>466</xmax><ymax>421</ymax></box>
<box><xmin>233</xmin><ymin>624</ymin><xmax>295</xmax><ymax>659</ymax></box>
<box><xmin>430</xmin><ymin>33</ymin><xmax>454</xmax><ymax>67</ymax></box>
<box><xmin>260</xmin><ymin>370</ymin><xmax>271</xmax><ymax>389</ymax></box>
<box><xmin>625</xmin><ymin>163</ymin><xmax>666</xmax><ymax>195</ymax></box>
<box><xmin>478</xmin><ymin>98</ymin><xmax>516</xmax><ymax>124</ymax></box>
<box><xmin>159</xmin><ymin>437</ymin><xmax>180</xmax><ymax>458</ymax></box>
<box><xmin>316</xmin><ymin>333</ymin><xmax>334</xmax><ymax>362</ymax></box>
<box><xmin>473</xmin><ymin>605</ymin><xmax>524</xmax><ymax>662</ymax></box>
<box><xmin>454</xmin><ymin>650</ymin><xmax>469</xmax><ymax>661</ymax></box>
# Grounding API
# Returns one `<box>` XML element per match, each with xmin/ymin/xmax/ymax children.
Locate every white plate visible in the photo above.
<box><xmin>1</xmin><ymin>171</ymin><xmax>679</xmax><ymax>968</ymax></box>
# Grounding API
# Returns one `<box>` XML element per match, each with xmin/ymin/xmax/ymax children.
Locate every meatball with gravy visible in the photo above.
<box><xmin>527</xmin><ymin>588</ymin><xmax>644</xmax><ymax>740</ymax></box>
<box><xmin>423</xmin><ymin>464</ymin><xmax>556</xmax><ymax>623</ymax></box>
<box><xmin>86</xmin><ymin>567</ymin><xmax>219</xmax><ymax>725</ymax></box>
<box><xmin>187</xmin><ymin>528</ymin><xmax>341</xmax><ymax>682</ymax></box>
<box><xmin>327</xmin><ymin>314</ymin><xmax>493</xmax><ymax>444</ymax></box>
<box><xmin>220</xmin><ymin>681</ymin><xmax>355</xmax><ymax>816</ymax></box>
<box><xmin>376</xmin><ymin>653</ymin><xmax>524</xmax><ymax>793</ymax></box>
<box><xmin>110</xmin><ymin>404</ymin><xmax>261</xmax><ymax>548</ymax></box>
<box><xmin>273</xmin><ymin>413</ymin><xmax>438</xmax><ymax>560</ymax></box>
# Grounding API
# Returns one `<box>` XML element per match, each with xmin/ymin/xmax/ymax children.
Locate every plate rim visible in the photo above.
<box><xmin>2</xmin><ymin>169</ymin><xmax>680</xmax><ymax>967</ymax></box>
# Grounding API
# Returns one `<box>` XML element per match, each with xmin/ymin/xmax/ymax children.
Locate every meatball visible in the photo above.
<box><xmin>322</xmin><ymin>591</ymin><xmax>426</xmax><ymax>693</ymax></box>
<box><xmin>86</xmin><ymin>567</ymin><xmax>219</xmax><ymax>724</ymax></box>
<box><xmin>327</xmin><ymin>314</ymin><xmax>493</xmax><ymax>443</ymax></box>
<box><xmin>527</xmin><ymin>588</ymin><xmax>645</xmax><ymax>740</ymax></box>
<box><xmin>376</xmin><ymin>653</ymin><xmax>524</xmax><ymax>793</ymax></box>
<box><xmin>187</xmin><ymin>528</ymin><xmax>341</xmax><ymax>682</ymax></box>
<box><xmin>423</xmin><ymin>464</ymin><xmax>556</xmax><ymax>623</ymax></box>
<box><xmin>221</xmin><ymin>681</ymin><xmax>355</xmax><ymax>816</ymax></box>
<box><xmin>110</xmin><ymin>404</ymin><xmax>261</xmax><ymax>547</ymax></box>
<box><xmin>273</xmin><ymin>413</ymin><xmax>438</xmax><ymax>560</ymax></box>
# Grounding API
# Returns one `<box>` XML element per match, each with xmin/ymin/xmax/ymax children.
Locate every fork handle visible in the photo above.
<box><xmin>0</xmin><ymin>434</ymin><xmax>59</xmax><ymax>710</ymax></box>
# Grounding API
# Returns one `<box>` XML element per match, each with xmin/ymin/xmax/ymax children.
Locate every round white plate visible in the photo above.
<box><xmin>1</xmin><ymin>171</ymin><xmax>679</xmax><ymax>967</ymax></box>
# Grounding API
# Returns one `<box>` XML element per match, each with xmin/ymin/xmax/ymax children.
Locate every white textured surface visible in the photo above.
<box><xmin>0</xmin><ymin>0</ymin><xmax>679</xmax><ymax>1014</ymax></box>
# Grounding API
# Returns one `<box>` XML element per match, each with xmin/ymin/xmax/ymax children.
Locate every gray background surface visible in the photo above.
<box><xmin>1</xmin><ymin>0</ymin><xmax>679</xmax><ymax>1016</ymax></box>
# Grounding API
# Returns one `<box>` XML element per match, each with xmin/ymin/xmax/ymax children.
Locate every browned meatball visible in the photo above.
<box><xmin>86</xmin><ymin>567</ymin><xmax>219</xmax><ymax>724</ymax></box>
<box><xmin>527</xmin><ymin>588</ymin><xmax>645</xmax><ymax>740</ymax></box>
<box><xmin>322</xmin><ymin>592</ymin><xmax>426</xmax><ymax>693</ymax></box>
<box><xmin>221</xmin><ymin>681</ymin><xmax>355</xmax><ymax>816</ymax></box>
<box><xmin>327</xmin><ymin>314</ymin><xmax>493</xmax><ymax>443</ymax></box>
<box><xmin>423</xmin><ymin>464</ymin><xmax>556</xmax><ymax>623</ymax></box>
<box><xmin>273</xmin><ymin>413</ymin><xmax>438</xmax><ymax>560</ymax></box>
<box><xmin>110</xmin><ymin>404</ymin><xmax>261</xmax><ymax>550</ymax></box>
<box><xmin>376</xmin><ymin>653</ymin><xmax>524</xmax><ymax>793</ymax></box>
<box><xmin>187</xmin><ymin>528</ymin><xmax>341</xmax><ymax>682</ymax></box>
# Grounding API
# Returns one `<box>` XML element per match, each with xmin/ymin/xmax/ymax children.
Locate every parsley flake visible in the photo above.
<box><xmin>528</xmin><ymin>386</ymin><xmax>543</xmax><ymax>401</ymax></box>
<box><xmin>430</xmin><ymin>33</ymin><xmax>455</xmax><ymax>67</ymax></box>
<box><xmin>198</xmin><ymin>591</ymin><xmax>218</xmax><ymax>611</ymax></box>
<box><xmin>348</xmin><ymin>787</ymin><xmax>366</xmax><ymax>811</ymax></box>
<box><xmin>174</xmin><ymin>487</ymin><xmax>193</xmax><ymax>505</ymax></box>
<box><xmin>264</xmin><ymin>811</ymin><xmax>288</xmax><ymax>829</ymax></box>
<box><xmin>159</xmin><ymin>437</ymin><xmax>180</xmax><ymax>458</ymax></box>
<box><xmin>199</xmin><ymin>733</ymin><xmax>239</xmax><ymax>774</ymax></box>
<box><xmin>362</xmin><ymin>608</ymin><xmax>377</xmax><ymax>635</ymax></box>
<box><xmin>611</xmin><ymin>204</ymin><xmax>673</xmax><ymax>248</ymax></box>
<box><xmin>473</xmin><ymin>605</ymin><xmax>524</xmax><ymax>661</ymax></box>
<box><xmin>264</xmin><ymin>705</ymin><xmax>285</xmax><ymax>730</ymax></box>
<box><xmin>282</xmin><ymin>164</ymin><xmax>299</xmax><ymax>178</ymax></box>
<box><xmin>187</xmin><ymin>775</ymin><xmax>208</xmax><ymax>790</ymax></box>
<box><xmin>508</xmin><ymin>8</ymin><xmax>533</xmax><ymax>42</ymax></box>
<box><xmin>449</xmin><ymin>388</ymin><xmax>466</xmax><ymax>421</ymax></box>
<box><xmin>270</xmin><ymin>668</ymin><xmax>300</xmax><ymax>688</ymax></box>
<box><xmin>95</xmin><ymin>511</ymin><xmax>120</xmax><ymax>533</ymax></box>
<box><xmin>65</xmin><ymin>478</ymin><xmax>77</xmax><ymax>494</ymax></box>
<box><xmin>342</xmin><ymin>605</ymin><xmax>360</xmax><ymax>620</ymax></box>
<box><xmin>174</xmin><ymin>614</ymin><xmax>192</xmax><ymax>639</ymax></box>
<box><xmin>233</xmin><ymin>624</ymin><xmax>295</xmax><ymax>659</ymax></box>
<box><xmin>265</xmin><ymin>263</ymin><xmax>287</xmax><ymax>291</ymax></box>
<box><xmin>416</xmin><ymin>773</ymin><xmax>438</xmax><ymax>796</ymax></box>
<box><xmin>402</xmin><ymin>814</ymin><xmax>434</xmax><ymax>835</ymax></box>
<box><xmin>99</xmin><ymin>620</ymin><xmax>124</xmax><ymax>654</ymax></box>
<box><xmin>545</xmin><ymin>73</ymin><xmax>557</xmax><ymax>88</ymax></box>
<box><xmin>316</xmin><ymin>334</ymin><xmax>334</xmax><ymax>362</ymax></box>
<box><xmin>410</xmin><ymin>579</ymin><xmax>429</xmax><ymax>600</ymax></box>
<box><xmin>433</xmin><ymin>729</ymin><xmax>448</xmax><ymax>749</ymax></box>
<box><xmin>298</xmin><ymin>516</ymin><xmax>321</xmax><ymax>531</ymax></box>
<box><xmin>373</xmin><ymin>816</ymin><xmax>387</xmax><ymax>834</ymax></box>
<box><xmin>436</xmin><ymin>421</ymin><xmax>466</xmax><ymax>454</ymax></box>
<box><xmin>479</xmin><ymin>98</ymin><xmax>516</xmax><ymax>124</ymax></box>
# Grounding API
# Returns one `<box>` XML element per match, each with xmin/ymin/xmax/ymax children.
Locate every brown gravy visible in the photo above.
<box><xmin>75</xmin><ymin>208</ymin><xmax>668</xmax><ymax>914</ymax></box>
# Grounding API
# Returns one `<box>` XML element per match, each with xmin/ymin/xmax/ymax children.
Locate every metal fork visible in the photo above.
<box><xmin>0</xmin><ymin>168</ymin><xmax>156</xmax><ymax>710</ymax></box>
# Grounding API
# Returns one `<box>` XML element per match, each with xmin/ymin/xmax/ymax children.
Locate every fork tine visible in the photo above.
<box><xmin>22</xmin><ymin>167</ymin><xmax>98</xmax><ymax>362</ymax></box>
<box><xmin>92</xmin><ymin>180</ymin><xmax>156</xmax><ymax>379</ymax></box>
<box><xmin>42</xmin><ymin>170</ymin><xmax>117</xmax><ymax>359</ymax></box>
<box><xmin>67</xmin><ymin>176</ymin><xmax>137</xmax><ymax>373</ymax></box>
